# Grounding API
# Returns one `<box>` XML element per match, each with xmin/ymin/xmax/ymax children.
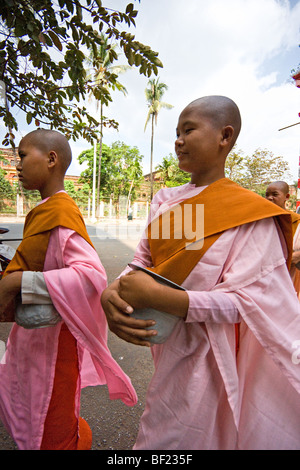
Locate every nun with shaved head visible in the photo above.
<box><xmin>101</xmin><ymin>95</ymin><xmax>300</xmax><ymax>450</ymax></box>
<box><xmin>266</xmin><ymin>180</ymin><xmax>300</xmax><ymax>299</ymax></box>
<box><xmin>0</xmin><ymin>129</ymin><xmax>137</xmax><ymax>450</ymax></box>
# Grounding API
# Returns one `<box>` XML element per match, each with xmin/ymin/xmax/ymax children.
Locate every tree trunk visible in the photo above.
<box><xmin>5</xmin><ymin>91</ymin><xmax>26</xmax><ymax>208</ymax></box>
<box><xmin>96</xmin><ymin>102</ymin><xmax>103</xmax><ymax>216</ymax></box>
<box><xmin>126</xmin><ymin>179</ymin><xmax>134</xmax><ymax>213</ymax></box>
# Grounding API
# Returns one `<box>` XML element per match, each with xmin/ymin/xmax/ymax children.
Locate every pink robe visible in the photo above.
<box><xmin>123</xmin><ymin>183</ymin><xmax>300</xmax><ymax>450</ymax></box>
<box><xmin>290</xmin><ymin>222</ymin><xmax>300</xmax><ymax>298</ymax></box>
<box><xmin>0</xmin><ymin>226</ymin><xmax>137</xmax><ymax>450</ymax></box>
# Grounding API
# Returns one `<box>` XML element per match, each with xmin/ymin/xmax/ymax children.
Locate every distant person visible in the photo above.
<box><xmin>101</xmin><ymin>96</ymin><xmax>300</xmax><ymax>450</ymax></box>
<box><xmin>266</xmin><ymin>181</ymin><xmax>300</xmax><ymax>297</ymax></box>
<box><xmin>127</xmin><ymin>207</ymin><xmax>133</xmax><ymax>221</ymax></box>
<box><xmin>265</xmin><ymin>181</ymin><xmax>300</xmax><ymax>231</ymax></box>
<box><xmin>0</xmin><ymin>129</ymin><xmax>137</xmax><ymax>450</ymax></box>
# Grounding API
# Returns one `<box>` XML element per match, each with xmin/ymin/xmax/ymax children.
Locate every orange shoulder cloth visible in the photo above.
<box><xmin>4</xmin><ymin>192</ymin><xmax>93</xmax><ymax>276</ymax></box>
<box><xmin>147</xmin><ymin>178</ymin><xmax>292</xmax><ymax>285</ymax></box>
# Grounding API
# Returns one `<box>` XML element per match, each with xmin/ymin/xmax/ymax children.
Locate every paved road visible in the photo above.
<box><xmin>0</xmin><ymin>219</ymin><xmax>154</xmax><ymax>450</ymax></box>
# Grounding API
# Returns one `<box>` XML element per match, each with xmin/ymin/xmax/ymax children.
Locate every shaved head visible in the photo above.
<box><xmin>267</xmin><ymin>181</ymin><xmax>289</xmax><ymax>194</ymax></box>
<box><xmin>21</xmin><ymin>129</ymin><xmax>72</xmax><ymax>174</ymax></box>
<box><xmin>185</xmin><ymin>95</ymin><xmax>242</xmax><ymax>150</ymax></box>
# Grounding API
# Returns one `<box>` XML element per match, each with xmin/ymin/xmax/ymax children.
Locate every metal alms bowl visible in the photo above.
<box><xmin>128</xmin><ymin>264</ymin><xmax>185</xmax><ymax>344</ymax></box>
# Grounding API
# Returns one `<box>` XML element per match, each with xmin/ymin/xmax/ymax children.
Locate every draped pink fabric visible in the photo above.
<box><xmin>0</xmin><ymin>226</ymin><xmax>137</xmax><ymax>450</ymax></box>
<box><xmin>126</xmin><ymin>183</ymin><xmax>300</xmax><ymax>450</ymax></box>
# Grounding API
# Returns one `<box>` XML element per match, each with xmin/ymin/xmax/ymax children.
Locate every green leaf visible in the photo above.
<box><xmin>152</xmin><ymin>57</ymin><xmax>163</xmax><ymax>68</ymax></box>
<box><xmin>125</xmin><ymin>3</ymin><xmax>134</xmax><ymax>14</ymax></box>
<box><xmin>42</xmin><ymin>33</ymin><xmax>53</xmax><ymax>47</ymax></box>
<box><xmin>14</xmin><ymin>19</ymin><xmax>27</xmax><ymax>37</ymax></box>
<box><xmin>26</xmin><ymin>112</ymin><xmax>32</xmax><ymax>125</ymax></box>
<box><xmin>48</xmin><ymin>31</ymin><xmax>62</xmax><ymax>51</ymax></box>
<box><xmin>127</xmin><ymin>50</ymin><xmax>134</xmax><ymax>66</ymax></box>
<box><xmin>134</xmin><ymin>54</ymin><xmax>142</xmax><ymax>66</ymax></box>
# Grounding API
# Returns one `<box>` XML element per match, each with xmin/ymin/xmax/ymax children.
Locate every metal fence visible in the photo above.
<box><xmin>1</xmin><ymin>195</ymin><xmax>149</xmax><ymax>220</ymax></box>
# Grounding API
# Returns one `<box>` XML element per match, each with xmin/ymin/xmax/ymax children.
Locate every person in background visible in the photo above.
<box><xmin>266</xmin><ymin>180</ymin><xmax>300</xmax><ymax>297</ymax></box>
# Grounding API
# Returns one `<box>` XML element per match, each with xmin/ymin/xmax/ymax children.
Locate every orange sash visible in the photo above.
<box><xmin>147</xmin><ymin>178</ymin><xmax>292</xmax><ymax>285</ymax></box>
<box><xmin>147</xmin><ymin>179</ymin><xmax>292</xmax><ymax>357</ymax></box>
<box><xmin>4</xmin><ymin>192</ymin><xmax>93</xmax><ymax>450</ymax></box>
<box><xmin>4</xmin><ymin>192</ymin><xmax>93</xmax><ymax>276</ymax></box>
<box><xmin>288</xmin><ymin>211</ymin><xmax>300</xmax><ymax>297</ymax></box>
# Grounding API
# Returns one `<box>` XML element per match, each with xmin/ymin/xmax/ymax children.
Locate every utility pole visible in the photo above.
<box><xmin>292</xmin><ymin>71</ymin><xmax>300</xmax><ymax>210</ymax></box>
<box><xmin>278</xmin><ymin>70</ymin><xmax>300</xmax><ymax>209</ymax></box>
<box><xmin>91</xmin><ymin>139</ymin><xmax>97</xmax><ymax>223</ymax></box>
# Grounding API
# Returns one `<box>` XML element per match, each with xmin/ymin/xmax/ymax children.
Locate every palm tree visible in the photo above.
<box><xmin>155</xmin><ymin>153</ymin><xmax>177</xmax><ymax>185</ymax></box>
<box><xmin>86</xmin><ymin>34</ymin><xmax>130</xmax><ymax>213</ymax></box>
<box><xmin>144</xmin><ymin>77</ymin><xmax>173</xmax><ymax>200</ymax></box>
<box><xmin>155</xmin><ymin>154</ymin><xmax>190</xmax><ymax>187</ymax></box>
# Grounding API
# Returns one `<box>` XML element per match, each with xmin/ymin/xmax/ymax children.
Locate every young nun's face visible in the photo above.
<box><xmin>175</xmin><ymin>105</ymin><xmax>222</xmax><ymax>177</ymax></box>
<box><xmin>265</xmin><ymin>184</ymin><xmax>289</xmax><ymax>209</ymax></box>
<box><xmin>16</xmin><ymin>136</ymin><xmax>50</xmax><ymax>192</ymax></box>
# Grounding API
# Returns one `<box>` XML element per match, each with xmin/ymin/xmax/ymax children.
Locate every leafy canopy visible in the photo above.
<box><xmin>155</xmin><ymin>148</ymin><xmax>292</xmax><ymax>196</ymax></box>
<box><xmin>155</xmin><ymin>153</ymin><xmax>190</xmax><ymax>188</ymax></box>
<box><xmin>225</xmin><ymin>147</ymin><xmax>292</xmax><ymax>195</ymax></box>
<box><xmin>78</xmin><ymin>140</ymin><xmax>143</xmax><ymax>202</ymax></box>
<box><xmin>0</xmin><ymin>0</ymin><xmax>163</xmax><ymax>146</ymax></box>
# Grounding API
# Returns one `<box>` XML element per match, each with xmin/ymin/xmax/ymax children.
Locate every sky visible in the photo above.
<box><xmin>1</xmin><ymin>0</ymin><xmax>300</xmax><ymax>183</ymax></box>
